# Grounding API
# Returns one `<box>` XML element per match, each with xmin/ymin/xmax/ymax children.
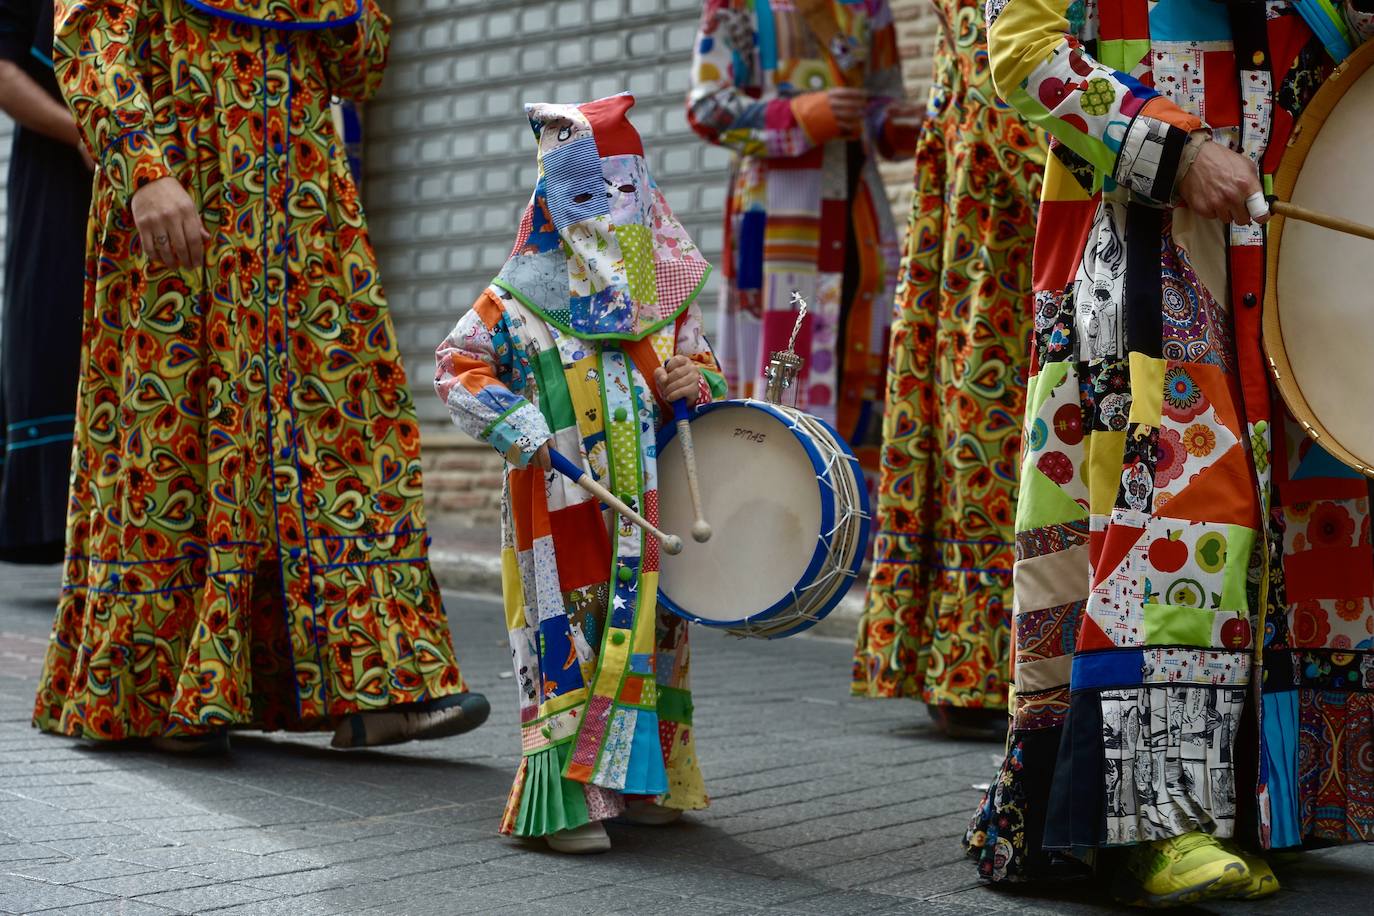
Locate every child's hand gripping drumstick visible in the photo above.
<box><xmin>655</xmin><ymin>356</ymin><xmax>711</xmax><ymax>543</ymax></box>
<box><xmin>544</xmin><ymin>447</ymin><xmax>684</xmax><ymax>556</ymax></box>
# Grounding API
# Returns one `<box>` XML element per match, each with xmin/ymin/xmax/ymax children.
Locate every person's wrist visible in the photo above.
<box><xmin>1173</xmin><ymin>129</ymin><xmax>1211</xmax><ymax>201</ymax></box>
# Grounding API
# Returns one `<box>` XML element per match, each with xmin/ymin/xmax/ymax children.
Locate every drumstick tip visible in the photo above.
<box><xmin>663</xmin><ymin>534</ymin><xmax>684</xmax><ymax>555</ymax></box>
<box><xmin>691</xmin><ymin>521</ymin><xmax>712</xmax><ymax>543</ymax></box>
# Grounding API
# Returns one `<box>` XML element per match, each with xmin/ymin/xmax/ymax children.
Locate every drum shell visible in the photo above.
<box><xmin>655</xmin><ymin>399</ymin><xmax>870</xmax><ymax>639</ymax></box>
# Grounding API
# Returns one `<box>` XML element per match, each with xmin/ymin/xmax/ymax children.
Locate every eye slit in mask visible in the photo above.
<box><xmin>572</xmin><ymin>192</ymin><xmax>594</xmax><ymax>204</ymax></box>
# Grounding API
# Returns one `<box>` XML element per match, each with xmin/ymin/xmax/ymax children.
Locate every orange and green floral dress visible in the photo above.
<box><xmin>852</xmin><ymin>0</ymin><xmax>1045</xmax><ymax>710</ymax></box>
<box><xmin>33</xmin><ymin>0</ymin><xmax>469</xmax><ymax>739</ymax></box>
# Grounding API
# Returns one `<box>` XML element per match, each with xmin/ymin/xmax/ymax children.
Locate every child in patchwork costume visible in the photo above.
<box><xmin>434</xmin><ymin>94</ymin><xmax>727</xmax><ymax>854</ymax></box>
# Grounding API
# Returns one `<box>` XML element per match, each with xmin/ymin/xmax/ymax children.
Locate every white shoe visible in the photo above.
<box><xmin>545</xmin><ymin>821</ymin><xmax>611</xmax><ymax>854</ymax></box>
<box><xmin>619</xmin><ymin>800</ymin><xmax>682</xmax><ymax>826</ymax></box>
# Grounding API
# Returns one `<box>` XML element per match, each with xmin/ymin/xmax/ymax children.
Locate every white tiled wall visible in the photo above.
<box><xmin>363</xmin><ymin>0</ymin><xmax>732</xmax><ymax>428</ymax></box>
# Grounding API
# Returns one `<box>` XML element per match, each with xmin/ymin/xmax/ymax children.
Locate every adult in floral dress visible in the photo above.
<box><xmin>33</xmin><ymin>0</ymin><xmax>488</xmax><ymax>752</ymax></box>
<box><xmin>851</xmin><ymin>0</ymin><xmax>1045</xmax><ymax>739</ymax></box>
<box><xmin>964</xmin><ymin>0</ymin><xmax>1374</xmax><ymax>903</ymax></box>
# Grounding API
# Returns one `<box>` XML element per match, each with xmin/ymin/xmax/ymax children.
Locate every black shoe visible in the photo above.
<box><xmin>927</xmin><ymin>704</ymin><xmax>1008</xmax><ymax>741</ymax></box>
<box><xmin>148</xmin><ymin>730</ymin><xmax>231</xmax><ymax>756</ymax></box>
<box><xmin>331</xmin><ymin>691</ymin><xmax>491</xmax><ymax>749</ymax></box>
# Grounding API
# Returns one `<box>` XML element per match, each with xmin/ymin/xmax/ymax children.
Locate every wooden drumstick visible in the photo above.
<box><xmin>673</xmin><ymin>398</ymin><xmax>712</xmax><ymax>543</ymax></box>
<box><xmin>548</xmin><ymin>448</ymin><xmax>683</xmax><ymax>556</ymax></box>
<box><xmin>1266</xmin><ymin>198</ymin><xmax>1374</xmax><ymax>242</ymax></box>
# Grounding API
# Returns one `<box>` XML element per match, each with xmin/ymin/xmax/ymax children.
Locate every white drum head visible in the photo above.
<box><xmin>657</xmin><ymin>405</ymin><xmax>822</xmax><ymax>623</ymax></box>
<box><xmin>1272</xmin><ymin>47</ymin><xmax>1374</xmax><ymax>471</ymax></box>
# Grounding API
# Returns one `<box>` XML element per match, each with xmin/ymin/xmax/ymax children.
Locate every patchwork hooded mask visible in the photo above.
<box><xmin>494</xmin><ymin>93</ymin><xmax>712</xmax><ymax>342</ymax></box>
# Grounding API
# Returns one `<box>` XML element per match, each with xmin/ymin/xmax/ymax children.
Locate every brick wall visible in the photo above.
<box><xmin>373</xmin><ymin>1</ymin><xmax>944</xmax><ymax>529</ymax></box>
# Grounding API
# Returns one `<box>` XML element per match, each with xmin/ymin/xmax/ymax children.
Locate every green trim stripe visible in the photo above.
<box><xmin>533</xmin><ymin>347</ymin><xmax>576</xmax><ymax>433</ymax></box>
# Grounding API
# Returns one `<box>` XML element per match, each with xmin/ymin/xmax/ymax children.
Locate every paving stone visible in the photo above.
<box><xmin>71</xmin><ymin>868</ymin><xmax>218</xmax><ymax>900</ymax></box>
<box><xmin>131</xmin><ymin>882</ymin><xmax>276</xmax><ymax>913</ymax></box>
<box><xmin>33</xmin><ymin>900</ymin><xmax>178</xmax><ymax>916</ymax></box>
<box><xmin>7</xmin><ymin>855</ymin><xmax>156</xmax><ymax>885</ymax></box>
<box><xmin>0</xmin><ymin>875</ymin><xmax>114</xmax><ymax>913</ymax></box>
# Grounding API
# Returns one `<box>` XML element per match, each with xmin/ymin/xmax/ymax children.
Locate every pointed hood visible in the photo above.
<box><xmin>492</xmin><ymin>93</ymin><xmax>711</xmax><ymax>342</ymax></box>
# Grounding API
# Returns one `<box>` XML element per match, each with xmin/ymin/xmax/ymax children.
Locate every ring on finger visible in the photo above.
<box><xmin>154</xmin><ymin>233</ymin><xmax>170</xmax><ymax>246</ymax></box>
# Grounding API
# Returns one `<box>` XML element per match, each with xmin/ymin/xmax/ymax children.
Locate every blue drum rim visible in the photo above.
<box><xmin>655</xmin><ymin>399</ymin><xmax>839</xmax><ymax>630</ymax></box>
<box><xmin>753</xmin><ymin>412</ymin><xmax>871</xmax><ymax>639</ymax></box>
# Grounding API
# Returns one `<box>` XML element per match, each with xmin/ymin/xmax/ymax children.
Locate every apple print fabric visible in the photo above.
<box><xmin>965</xmin><ymin>0</ymin><xmax>1374</xmax><ymax>884</ymax></box>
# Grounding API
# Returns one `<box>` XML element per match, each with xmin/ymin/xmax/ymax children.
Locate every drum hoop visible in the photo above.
<box><xmin>743</xmin><ymin>411</ymin><xmax>873</xmax><ymax>639</ymax></box>
<box><xmin>655</xmin><ymin>399</ymin><xmax>845</xmax><ymax>629</ymax></box>
<box><xmin>1263</xmin><ymin>39</ymin><xmax>1374</xmax><ymax>477</ymax></box>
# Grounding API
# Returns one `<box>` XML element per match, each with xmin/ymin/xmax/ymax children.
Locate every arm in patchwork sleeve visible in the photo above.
<box><xmin>985</xmin><ymin>0</ymin><xmax>1202</xmax><ymax>203</ymax></box>
<box><xmin>686</xmin><ymin>0</ymin><xmax>842</xmax><ymax>158</ymax></box>
<box><xmin>675</xmin><ymin>302</ymin><xmax>727</xmax><ymax>407</ymax></box>
<box><xmin>865</xmin><ymin>0</ymin><xmax>918</xmax><ymax>161</ymax></box>
<box><xmin>312</xmin><ymin>0</ymin><xmax>390</xmax><ymax>103</ymax></box>
<box><xmin>434</xmin><ymin>288</ymin><xmax>553</xmax><ymax>469</ymax></box>
<box><xmin>53</xmin><ymin>0</ymin><xmax>170</xmax><ymax>202</ymax></box>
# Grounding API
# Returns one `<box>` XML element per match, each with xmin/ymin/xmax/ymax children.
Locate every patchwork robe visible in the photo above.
<box><xmin>436</xmin><ymin>95</ymin><xmax>726</xmax><ymax>836</ymax></box>
<box><xmin>965</xmin><ymin>0</ymin><xmax>1374</xmax><ymax>881</ymax></box>
<box><xmin>687</xmin><ymin>0</ymin><xmax>916</xmax><ymax>479</ymax></box>
<box><xmin>438</xmin><ymin>287</ymin><xmax>724</xmax><ymax>836</ymax></box>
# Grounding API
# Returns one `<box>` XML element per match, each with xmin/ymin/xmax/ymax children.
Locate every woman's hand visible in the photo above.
<box><xmin>884</xmin><ymin>99</ymin><xmax>924</xmax><ymax>130</ymax></box>
<box><xmin>1179</xmin><ymin>140</ymin><xmax>1265</xmax><ymax>226</ymax></box>
<box><xmin>533</xmin><ymin>441</ymin><xmax>551</xmax><ymax>470</ymax></box>
<box><xmin>130</xmin><ymin>176</ymin><xmax>211</xmax><ymax>269</ymax></box>
<box><xmin>826</xmin><ymin>87</ymin><xmax>868</xmax><ymax>137</ymax></box>
<box><xmin>655</xmin><ymin>355</ymin><xmax>703</xmax><ymax>407</ymax></box>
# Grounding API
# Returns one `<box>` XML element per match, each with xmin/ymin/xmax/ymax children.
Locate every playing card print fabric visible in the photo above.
<box><xmin>964</xmin><ymin>0</ymin><xmax>1374</xmax><ymax>882</ymax></box>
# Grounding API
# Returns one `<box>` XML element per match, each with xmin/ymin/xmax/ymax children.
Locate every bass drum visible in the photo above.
<box><xmin>1265</xmin><ymin>38</ymin><xmax>1374</xmax><ymax>474</ymax></box>
<box><xmin>655</xmin><ymin>400</ymin><xmax>870</xmax><ymax>639</ymax></box>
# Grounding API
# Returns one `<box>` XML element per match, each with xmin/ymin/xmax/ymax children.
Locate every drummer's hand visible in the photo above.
<box><xmin>655</xmin><ymin>355</ymin><xmax>702</xmax><ymax>407</ymax></box>
<box><xmin>1179</xmin><ymin>140</ymin><xmax>1265</xmax><ymax>226</ymax></box>
<box><xmin>131</xmin><ymin>176</ymin><xmax>210</xmax><ymax>269</ymax></box>
<box><xmin>533</xmin><ymin>442</ymin><xmax>551</xmax><ymax>470</ymax></box>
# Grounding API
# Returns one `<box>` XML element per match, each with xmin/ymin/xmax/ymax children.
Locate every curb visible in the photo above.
<box><xmin>430</xmin><ymin>549</ymin><xmax>865</xmax><ymax>642</ymax></box>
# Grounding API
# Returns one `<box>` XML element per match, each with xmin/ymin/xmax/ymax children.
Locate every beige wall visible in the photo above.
<box><xmin>420</xmin><ymin>1</ymin><xmax>944</xmax><ymax>529</ymax></box>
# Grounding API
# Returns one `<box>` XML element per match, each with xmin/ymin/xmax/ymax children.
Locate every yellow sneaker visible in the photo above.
<box><xmin>1218</xmin><ymin>842</ymin><xmax>1280</xmax><ymax>899</ymax></box>
<box><xmin>1114</xmin><ymin>831</ymin><xmax>1251</xmax><ymax>908</ymax></box>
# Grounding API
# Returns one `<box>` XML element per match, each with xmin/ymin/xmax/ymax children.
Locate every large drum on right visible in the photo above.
<box><xmin>1266</xmin><ymin>39</ymin><xmax>1374</xmax><ymax>474</ymax></box>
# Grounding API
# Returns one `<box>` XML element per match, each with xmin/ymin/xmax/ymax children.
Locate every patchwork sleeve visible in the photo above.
<box><xmin>686</xmin><ymin>0</ymin><xmax>841</xmax><ymax>158</ymax></box>
<box><xmin>865</xmin><ymin>0</ymin><xmax>918</xmax><ymax>161</ymax></box>
<box><xmin>311</xmin><ymin>0</ymin><xmax>390</xmax><ymax>103</ymax></box>
<box><xmin>986</xmin><ymin>0</ymin><xmax>1202</xmax><ymax>203</ymax></box>
<box><xmin>675</xmin><ymin>303</ymin><xmax>727</xmax><ymax>406</ymax></box>
<box><xmin>434</xmin><ymin>288</ymin><xmax>553</xmax><ymax>469</ymax></box>
<box><xmin>53</xmin><ymin>0</ymin><xmax>170</xmax><ymax>202</ymax></box>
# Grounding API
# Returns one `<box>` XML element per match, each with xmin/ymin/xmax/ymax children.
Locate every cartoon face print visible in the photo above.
<box><xmin>526</xmin><ymin>102</ymin><xmax>593</xmax><ymax>158</ymax></box>
<box><xmin>600</xmin><ymin>155</ymin><xmax>653</xmax><ymax>227</ymax></box>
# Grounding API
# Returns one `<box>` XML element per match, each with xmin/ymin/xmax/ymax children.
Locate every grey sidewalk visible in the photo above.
<box><xmin>1</xmin><ymin>561</ymin><xmax>1371</xmax><ymax>916</ymax></box>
